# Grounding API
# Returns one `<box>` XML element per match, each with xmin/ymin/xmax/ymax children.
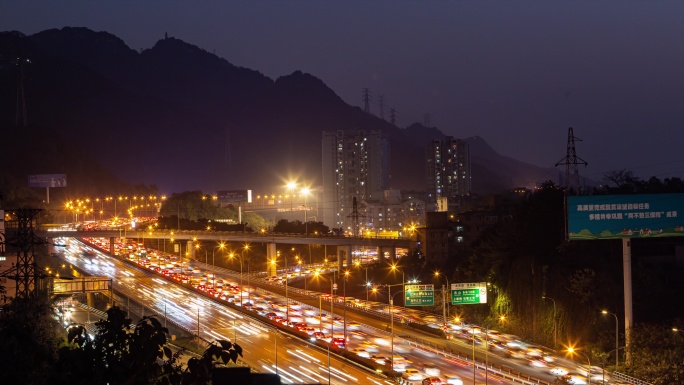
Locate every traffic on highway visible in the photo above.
<box><xmin>52</xmin><ymin>234</ymin><xmax>615</xmax><ymax>385</ymax></box>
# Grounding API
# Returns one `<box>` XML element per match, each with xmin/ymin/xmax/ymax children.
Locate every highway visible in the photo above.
<box><xmin>54</xmin><ymin>237</ymin><xmax>605</xmax><ymax>385</ymax></box>
<box><xmin>56</xmin><ymin>240</ymin><xmax>393</xmax><ymax>385</ymax></box>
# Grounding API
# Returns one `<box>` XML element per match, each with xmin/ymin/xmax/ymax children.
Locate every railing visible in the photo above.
<box><xmin>612</xmin><ymin>372</ymin><xmax>654</xmax><ymax>385</ymax></box>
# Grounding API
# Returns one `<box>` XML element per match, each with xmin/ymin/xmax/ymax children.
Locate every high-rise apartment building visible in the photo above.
<box><xmin>426</xmin><ymin>137</ymin><xmax>471</xmax><ymax>209</ymax></box>
<box><xmin>321</xmin><ymin>130</ymin><xmax>389</xmax><ymax>229</ymax></box>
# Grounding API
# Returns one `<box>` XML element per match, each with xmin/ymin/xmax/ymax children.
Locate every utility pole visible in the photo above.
<box><xmin>390</xmin><ymin>108</ymin><xmax>396</xmax><ymax>126</ymax></box>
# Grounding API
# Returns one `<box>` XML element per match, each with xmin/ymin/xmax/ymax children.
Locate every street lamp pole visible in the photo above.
<box><xmin>390</xmin><ymin>264</ymin><xmax>405</xmax><ymax>305</ymax></box>
<box><xmin>385</xmin><ymin>283</ymin><xmax>404</xmax><ymax>370</ymax></box>
<box><xmin>343</xmin><ymin>270</ymin><xmax>349</xmax><ymax>344</ymax></box>
<box><xmin>314</xmin><ymin>271</ymin><xmax>334</xmax><ymax>385</ymax></box>
<box><xmin>568</xmin><ymin>348</ymin><xmax>591</xmax><ymax>385</ymax></box>
<box><xmin>602</xmin><ymin>310</ymin><xmax>619</xmax><ymax>369</ymax></box>
<box><xmin>542</xmin><ymin>296</ymin><xmax>557</xmax><ymax>349</ymax></box>
<box><xmin>435</xmin><ymin>271</ymin><xmax>450</xmax><ymax>330</ymax></box>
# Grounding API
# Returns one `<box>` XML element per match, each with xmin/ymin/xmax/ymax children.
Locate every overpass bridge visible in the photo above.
<box><xmin>38</xmin><ymin>228</ymin><xmax>414</xmax><ymax>269</ymax></box>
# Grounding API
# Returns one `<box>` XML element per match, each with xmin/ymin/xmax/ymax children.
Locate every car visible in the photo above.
<box><xmin>295</xmin><ymin>322</ymin><xmax>308</xmax><ymax>331</ymax></box>
<box><xmin>360</xmin><ymin>342</ymin><xmax>379</xmax><ymax>353</ymax></box>
<box><xmin>565</xmin><ymin>374</ymin><xmax>588</xmax><ymax>385</ymax></box>
<box><xmin>422</xmin><ymin>377</ymin><xmax>442</xmax><ymax>385</ymax></box>
<box><xmin>442</xmin><ymin>374</ymin><xmax>464</xmax><ymax>385</ymax></box>
<box><xmin>352</xmin><ymin>348</ymin><xmax>371</xmax><ymax>358</ymax></box>
<box><xmin>528</xmin><ymin>358</ymin><xmax>548</xmax><ymax>368</ymax></box>
<box><xmin>312</xmin><ymin>332</ymin><xmax>325</xmax><ymax>339</ymax></box>
<box><xmin>549</xmin><ymin>366</ymin><xmax>569</xmax><ymax>376</ymax></box>
<box><xmin>402</xmin><ymin>369</ymin><xmax>423</xmax><ymax>381</ymax></box>
<box><xmin>370</xmin><ymin>355</ymin><xmax>388</xmax><ymax>365</ymax></box>
<box><xmin>332</xmin><ymin>337</ymin><xmax>346</xmax><ymax>348</ymax></box>
<box><xmin>419</xmin><ymin>363</ymin><xmax>440</xmax><ymax>376</ymax></box>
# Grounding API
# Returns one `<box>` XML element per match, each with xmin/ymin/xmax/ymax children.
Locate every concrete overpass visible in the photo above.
<box><xmin>38</xmin><ymin>228</ymin><xmax>414</xmax><ymax>269</ymax></box>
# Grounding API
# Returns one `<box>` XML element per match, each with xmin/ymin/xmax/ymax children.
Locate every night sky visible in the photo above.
<box><xmin>2</xmin><ymin>1</ymin><xmax>683</xmax><ymax>182</ymax></box>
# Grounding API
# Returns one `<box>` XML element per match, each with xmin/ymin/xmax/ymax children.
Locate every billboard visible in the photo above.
<box><xmin>28</xmin><ymin>174</ymin><xmax>67</xmax><ymax>188</ymax></box>
<box><xmin>568</xmin><ymin>193</ymin><xmax>684</xmax><ymax>240</ymax></box>
<box><xmin>217</xmin><ymin>189</ymin><xmax>252</xmax><ymax>203</ymax></box>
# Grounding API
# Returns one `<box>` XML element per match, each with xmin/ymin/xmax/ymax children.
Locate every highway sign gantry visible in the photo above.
<box><xmin>405</xmin><ymin>284</ymin><xmax>434</xmax><ymax>306</ymax></box>
<box><xmin>451</xmin><ymin>282</ymin><xmax>487</xmax><ymax>305</ymax></box>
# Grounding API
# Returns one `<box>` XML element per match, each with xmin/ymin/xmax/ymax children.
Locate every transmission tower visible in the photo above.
<box><xmin>362</xmin><ymin>88</ymin><xmax>372</xmax><ymax>114</ymax></box>
<box><xmin>555</xmin><ymin>127</ymin><xmax>588</xmax><ymax>193</ymax></box>
<box><xmin>423</xmin><ymin>113</ymin><xmax>430</xmax><ymax>127</ymax></box>
<box><xmin>346</xmin><ymin>197</ymin><xmax>365</xmax><ymax>239</ymax></box>
<box><xmin>15</xmin><ymin>55</ymin><xmax>30</xmax><ymax>127</ymax></box>
<box><xmin>0</xmin><ymin>209</ymin><xmax>45</xmax><ymax>299</ymax></box>
<box><xmin>390</xmin><ymin>108</ymin><xmax>396</xmax><ymax>126</ymax></box>
<box><xmin>378</xmin><ymin>95</ymin><xmax>385</xmax><ymax>120</ymax></box>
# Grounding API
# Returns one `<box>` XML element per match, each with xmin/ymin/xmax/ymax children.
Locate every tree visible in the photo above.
<box><xmin>52</xmin><ymin>306</ymin><xmax>243</xmax><ymax>385</ymax></box>
<box><xmin>0</xmin><ymin>296</ymin><xmax>59</xmax><ymax>384</ymax></box>
<box><xmin>624</xmin><ymin>323</ymin><xmax>684</xmax><ymax>385</ymax></box>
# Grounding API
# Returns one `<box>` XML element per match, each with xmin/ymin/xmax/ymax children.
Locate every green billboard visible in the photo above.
<box><xmin>451</xmin><ymin>282</ymin><xmax>487</xmax><ymax>305</ymax></box>
<box><xmin>405</xmin><ymin>284</ymin><xmax>434</xmax><ymax>306</ymax></box>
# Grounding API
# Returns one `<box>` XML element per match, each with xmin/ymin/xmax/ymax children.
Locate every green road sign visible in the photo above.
<box><xmin>405</xmin><ymin>284</ymin><xmax>434</xmax><ymax>306</ymax></box>
<box><xmin>451</xmin><ymin>282</ymin><xmax>487</xmax><ymax>305</ymax></box>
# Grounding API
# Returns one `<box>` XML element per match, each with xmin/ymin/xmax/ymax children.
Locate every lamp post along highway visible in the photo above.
<box><xmin>602</xmin><ymin>310</ymin><xmax>619</xmax><ymax>369</ymax></box>
<box><xmin>542</xmin><ymin>296</ymin><xmax>557</xmax><ymax>349</ymax></box>
<box><xmin>313</xmin><ymin>271</ymin><xmax>334</xmax><ymax>385</ymax></box>
<box><xmin>568</xmin><ymin>347</ymin><xmax>591</xmax><ymax>385</ymax></box>
<box><xmin>382</xmin><ymin>283</ymin><xmax>405</xmax><ymax>371</ymax></box>
<box><xmin>435</xmin><ymin>271</ymin><xmax>450</xmax><ymax>328</ymax></box>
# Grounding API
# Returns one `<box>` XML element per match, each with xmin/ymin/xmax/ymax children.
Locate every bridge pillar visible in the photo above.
<box><xmin>187</xmin><ymin>241</ymin><xmax>195</xmax><ymax>260</ymax></box>
<box><xmin>337</xmin><ymin>245</ymin><xmax>352</xmax><ymax>269</ymax></box>
<box><xmin>47</xmin><ymin>238</ymin><xmax>55</xmax><ymax>256</ymax></box>
<box><xmin>388</xmin><ymin>246</ymin><xmax>396</xmax><ymax>261</ymax></box>
<box><xmin>377</xmin><ymin>246</ymin><xmax>383</xmax><ymax>262</ymax></box>
<box><xmin>266</xmin><ymin>243</ymin><xmax>277</xmax><ymax>277</ymax></box>
<box><xmin>110</xmin><ymin>237</ymin><xmax>116</xmax><ymax>255</ymax></box>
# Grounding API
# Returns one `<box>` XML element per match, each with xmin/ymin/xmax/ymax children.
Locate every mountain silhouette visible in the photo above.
<box><xmin>0</xmin><ymin>27</ymin><xmax>558</xmax><ymax>195</ymax></box>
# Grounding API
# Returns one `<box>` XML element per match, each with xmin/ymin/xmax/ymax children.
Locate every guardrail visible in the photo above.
<box><xmin>612</xmin><ymin>372</ymin><xmax>653</xmax><ymax>385</ymax></box>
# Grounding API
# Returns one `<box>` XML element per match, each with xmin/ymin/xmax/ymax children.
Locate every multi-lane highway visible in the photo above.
<box><xmin>57</xmin><ymin>240</ymin><xmax>391</xmax><ymax>385</ymax></box>
<box><xmin>54</xmin><ymin>237</ymin><xmax>606</xmax><ymax>385</ymax></box>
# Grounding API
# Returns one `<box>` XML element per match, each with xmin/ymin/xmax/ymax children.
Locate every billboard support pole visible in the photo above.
<box><xmin>622</xmin><ymin>238</ymin><xmax>633</xmax><ymax>367</ymax></box>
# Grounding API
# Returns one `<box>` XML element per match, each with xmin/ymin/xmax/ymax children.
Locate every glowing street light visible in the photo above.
<box><xmin>568</xmin><ymin>347</ymin><xmax>592</xmax><ymax>385</ymax></box>
<box><xmin>602</xmin><ymin>310</ymin><xmax>619</xmax><ymax>369</ymax></box>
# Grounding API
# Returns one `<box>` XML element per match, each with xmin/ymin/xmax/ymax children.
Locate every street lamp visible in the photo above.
<box><xmin>213</xmin><ymin>241</ymin><xmax>226</xmax><ymax>267</ymax></box>
<box><xmin>287</xmin><ymin>181</ymin><xmax>296</xmax><ymax>211</ymax></box>
<box><xmin>542</xmin><ymin>296</ymin><xmax>557</xmax><ymax>349</ymax></box>
<box><xmin>273</xmin><ymin>252</ymin><xmax>290</xmax><ymax>323</ymax></box>
<box><xmin>313</xmin><ymin>271</ymin><xmax>334</xmax><ymax>385</ymax></box>
<box><xmin>390</xmin><ymin>263</ymin><xmax>405</xmax><ymax>305</ymax></box>
<box><xmin>301</xmin><ymin>187</ymin><xmax>310</xmax><ymax>234</ymax></box>
<box><xmin>483</xmin><ymin>315</ymin><xmax>506</xmax><ymax>385</ymax></box>
<box><xmin>568</xmin><ymin>347</ymin><xmax>592</xmax><ymax>385</ymax></box>
<box><xmin>377</xmin><ymin>283</ymin><xmax>405</xmax><ymax>371</ymax></box>
<box><xmin>354</xmin><ymin>260</ymin><xmax>371</xmax><ymax>303</ymax></box>
<box><xmin>602</xmin><ymin>310</ymin><xmax>619</xmax><ymax>369</ymax></box>
<box><xmin>343</xmin><ymin>270</ymin><xmax>350</xmax><ymax>344</ymax></box>
<box><xmin>434</xmin><ymin>271</ymin><xmax>450</xmax><ymax>330</ymax></box>
<box><xmin>229</xmin><ymin>244</ymin><xmax>250</xmax><ymax>307</ymax></box>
